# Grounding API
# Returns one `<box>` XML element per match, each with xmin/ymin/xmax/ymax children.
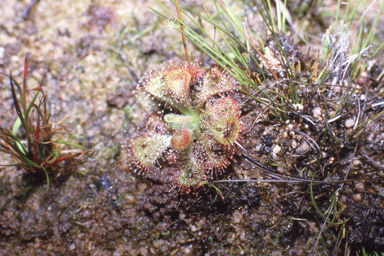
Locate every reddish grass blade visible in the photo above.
<box><xmin>174</xmin><ymin>0</ymin><xmax>190</xmax><ymax>62</ymax></box>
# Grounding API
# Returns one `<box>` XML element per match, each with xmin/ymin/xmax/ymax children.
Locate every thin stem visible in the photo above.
<box><xmin>174</xmin><ymin>0</ymin><xmax>190</xmax><ymax>62</ymax></box>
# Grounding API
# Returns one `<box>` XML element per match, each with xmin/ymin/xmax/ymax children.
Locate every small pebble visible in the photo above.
<box><xmin>179</xmin><ymin>212</ymin><xmax>186</xmax><ymax>220</ymax></box>
<box><xmin>353</xmin><ymin>194</ymin><xmax>361</xmax><ymax>202</ymax></box>
<box><xmin>353</xmin><ymin>160</ymin><xmax>361</xmax><ymax>166</ymax></box>
<box><xmin>273</xmin><ymin>145</ymin><xmax>281</xmax><ymax>154</ymax></box>
<box><xmin>124</xmin><ymin>195</ymin><xmax>136</xmax><ymax>205</ymax></box>
<box><xmin>333</xmin><ymin>86</ymin><xmax>341</xmax><ymax>93</ymax></box>
<box><xmin>313</xmin><ymin>107</ymin><xmax>322</xmax><ymax>120</ymax></box>
<box><xmin>140</xmin><ymin>247</ymin><xmax>148</xmax><ymax>256</ymax></box>
<box><xmin>190</xmin><ymin>224</ymin><xmax>197</xmax><ymax>232</ymax></box>
<box><xmin>345</xmin><ymin>119</ymin><xmax>355</xmax><ymax>128</ymax></box>
<box><xmin>69</xmin><ymin>243</ymin><xmax>75</xmax><ymax>251</ymax></box>
<box><xmin>295</xmin><ymin>142</ymin><xmax>311</xmax><ymax>155</ymax></box>
<box><xmin>293</xmin><ymin>103</ymin><xmax>303</xmax><ymax>111</ymax></box>
<box><xmin>184</xmin><ymin>245</ymin><xmax>192</xmax><ymax>254</ymax></box>
<box><xmin>357</xmin><ymin>74</ymin><xmax>367</xmax><ymax>85</ymax></box>
<box><xmin>355</xmin><ymin>182</ymin><xmax>364</xmax><ymax>190</ymax></box>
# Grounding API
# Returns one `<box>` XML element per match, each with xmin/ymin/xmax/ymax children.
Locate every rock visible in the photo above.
<box><xmin>345</xmin><ymin>119</ymin><xmax>355</xmax><ymax>128</ymax></box>
<box><xmin>273</xmin><ymin>145</ymin><xmax>281</xmax><ymax>154</ymax></box>
<box><xmin>293</xmin><ymin>103</ymin><xmax>303</xmax><ymax>111</ymax></box>
<box><xmin>312</xmin><ymin>107</ymin><xmax>322</xmax><ymax>120</ymax></box>
<box><xmin>353</xmin><ymin>194</ymin><xmax>361</xmax><ymax>202</ymax></box>
<box><xmin>355</xmin><ymin>182</ymin><xmax>364</xmax><ymax>190</ymax></box>
<box><xmin>295</xmin><ymin>141</ymin><xmax>311</xmax><ymax>155</ymax></box>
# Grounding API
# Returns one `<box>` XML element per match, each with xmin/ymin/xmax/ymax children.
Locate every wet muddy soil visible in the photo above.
<box><xmin>1</xmin><ymin>0</ymin><xmax>384</xmax><ymax>255</ymax></box>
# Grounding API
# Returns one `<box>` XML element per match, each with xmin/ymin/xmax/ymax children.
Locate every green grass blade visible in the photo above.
<box><xmin>372</xmin><ymin>41</ymin><xmax>384</xmax><ymax>57</ymax></box>
<box><xmin>42</xmin><ymin>166</ymin><xmax>50</xmax><ymax>193</ymax></box>
<box><xmin>24</xmin><ymin>91</ymin><xmax>40</xmax><ymax>122</ymax></box>
<box><xmin>362</xmin><ymin>0</ymin><xmax>384</xmax><ymax>50</ymax></box>
<box><xmin>9</xmin><ymin>74</ymin><xmax>32</xmax><ymax>154</ymax></box>
<box><xmin>56</xmin><ymin>140</ymin><xmax>88</xmax><ymax>151</ymax></box>
<box><xmin>347</xmin><ymin>0</ymin><xmax>364</xmax><ymax>30</ymax></box>
<box><xmin>333</xmin><ymin>0</ymin><xmax>341</xmax><ymax>33</ymax></box>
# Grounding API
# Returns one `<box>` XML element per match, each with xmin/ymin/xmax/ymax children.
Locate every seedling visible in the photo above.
<box><xmin>0</xmin><ymin>59</ymin><xmax>93</xmax><ymax>190</ymax></box>
<box><xmin>122</xmin><ymin>61</ymin><xmax>243</xmax><ymax>193</ymax></box>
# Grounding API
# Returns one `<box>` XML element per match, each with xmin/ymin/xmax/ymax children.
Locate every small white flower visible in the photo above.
<box><xmin>163</xmin><ymin>19</ymin><xmax>179</xmax><ymax>30</ymax></box>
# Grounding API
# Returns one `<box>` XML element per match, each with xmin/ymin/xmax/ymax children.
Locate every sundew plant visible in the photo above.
<box><xmin>122</xmin><ymin>60</ymin><xmax>243</xmax><ymax>193</ymax></box>
<box><xmin>123</xmin><ymin>0</ymin><xmax>384</xmax><ymax>254</ymax></box>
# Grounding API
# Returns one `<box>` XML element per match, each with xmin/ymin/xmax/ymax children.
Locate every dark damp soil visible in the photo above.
<box><xmin>1</xmin><ymin>0</ymin><xmax>384</xmax><ymax>255</ymax></box>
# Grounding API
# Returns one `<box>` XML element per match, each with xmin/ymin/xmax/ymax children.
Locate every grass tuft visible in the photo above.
<box><xmin>0</xmin><ymin>59</ymin><xmax>94</xmax><ymax>191</ymax></box>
